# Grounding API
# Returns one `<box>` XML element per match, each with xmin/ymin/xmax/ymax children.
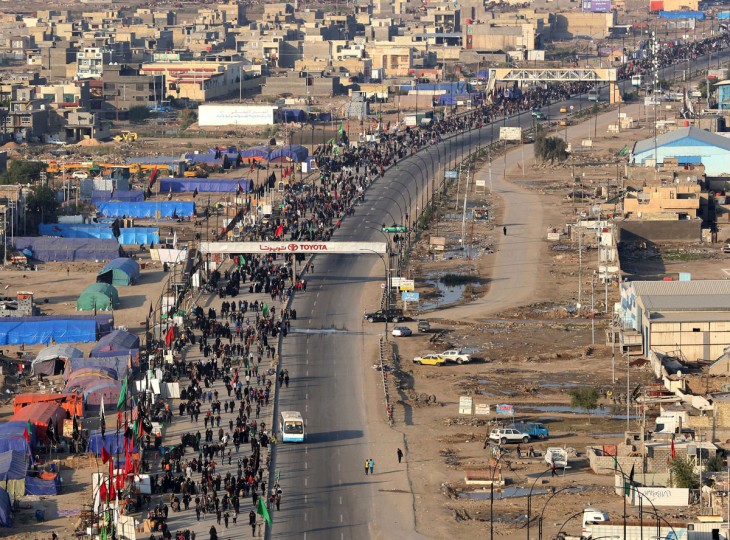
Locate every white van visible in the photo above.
<box><xmin>587</xmin><ymin>87</ymin><xmax>600</xmax><ymax>102</ymax></box>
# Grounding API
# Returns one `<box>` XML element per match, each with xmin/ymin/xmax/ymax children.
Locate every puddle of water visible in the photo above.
<box><xmin>525</xmin><ymin>405</ymin><xmax>640</xmax><ymax>419</ymax></box>
<box><xmin>498</xmin><ymin>390</ymin><xmax>516</xmax><ymax>396</ymax></box>
<box><xmin>540</xmin><ymin>382</ymin><xmax>580</xmax><ymax>389</ymax></box>
<box><xmin>290</xmin><ymin>328</ymin><xmax>355</xmax><ymax>335</ymax></box>
<box><xmin>421</xmin><ymin>280</ymin><xmax>467</xmax><ymax>310</ymax></box>
<box><xmin>533</xmin><ymin>304</ymin><xmax>577</xmax><ymax>314</ymax></box>
<box><xmin>478</xmin><ymin>391</ymin><xmax>497</xmax><ymax>397</ymax></box>
<box><xmin>459</xmin><ymin>486</ymin><xmax>587</xmax><ymax>501</ymax></box>
<box><xmin>477</xmin><ymin>379</ymin><xmax>489</xmax><ymax>384</ymax></box>
<box><xmin>593</xmin><ymin>433</ymin><xmax>624</xmax><ymax>438</ymax></box>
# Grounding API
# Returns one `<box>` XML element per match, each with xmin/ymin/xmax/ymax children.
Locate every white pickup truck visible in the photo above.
<box><xmin>440</xmin><ymin>349</ymin><xmax>472</xmax><ymax>364</ymax></box>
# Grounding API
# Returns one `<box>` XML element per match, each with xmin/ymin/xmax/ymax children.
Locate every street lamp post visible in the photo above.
<box><xmin>526</xmin><ymin>468</ymin><xmax>553</xmax><ymax>540</ymax></box>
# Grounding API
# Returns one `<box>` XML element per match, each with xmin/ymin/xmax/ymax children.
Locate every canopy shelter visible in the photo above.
<box><xmin>0</xmin><ymin>487</ymin><xmax>11</xmax><ymax>527</ymax></box>
<box><xmin>159</xmin><ymin>178</ymin><xmax>253</xmax><ymax>193</ymax></box>
<box><xmin>91</xmin><ymin>329</ymin><xmax>140</xmax><ymax>356</ymax></box>
<box><xmin>12</xmin><ymin>237</ymin><xmax>121</xmax><ymax>262</ymax></box>
<box><xmin>0</xmin><ymin>451</ymin><xmax>26</xmax><ymax>499</ymax></box>
<box><xmin>64</xmin><ymin>356</ymin><xmax>130</xmax><ymax>381</ymax></box>
<box><xmin>65</xmin><ymin>378</ymin><xmax>123</xmax><ymax>410</ymax></box>
<box><xmin>11</xmin><ymin>402</ymin><xmax>65</xmax><ymax>444</ymax></box>
<box><xmin>268</xmin><ymin>144</ymin><xmax>309</xmax><ymax>163</ymax></box>
<box><xmin>239</xmin><ymin>147</ymin><xmax>271</xmax><ymax>162</ymax></box>
<box><xmin>39</xmin><ymin>224</ymin><xmax>159</xmax><ymax>245</ymax></box>
<box><xmin>95</xmin><ymin>201</ymin><xmax>195</xmax><ymax>219</ymax></box>
<box><xmin>76</xmin><ymin>283</ymin><xmax>119</xmax><ymax>312</ymax></box>
<box><xmin>25</xmin><ymin>471</ymin><xmax>59</xmax><ymax>496</ymax></box>
<box><xmin>91</xmin><ymin>190</ymin><xmax>144</xmax><ymax>203</ymax></box>
<box><xmin>87</xmin><ymin>431</ymin><xmax>138</xmax><ymax>457</ymax></box>
<box><xmin>31</xmin><ymin>344</ymin><xmax>83</xmax><ymax>376</ymax></box>
<box><xmin>0</xmin><ymin>422</ymin><xmax>35</xmax><ymax>454</ymax></box>
<box><xmin>97</xmin><ymin>258</ymin><xmax>140</xmax><ymax>287</ymax></box>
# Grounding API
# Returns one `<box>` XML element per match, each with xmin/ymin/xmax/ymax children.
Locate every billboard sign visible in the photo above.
<box><xmin>399</xmin><ymin>279</ymin><xmax>415</xmax><ymax>292</ymax></box>
<box><xmin>459</xmin><ymin>396</ymin><xmax>473</xmax><ymax>415</ymax></box>
<box><xmin>499</xmin><ymin>127</ymin><xmax>522</xmax><ymax>141</ymax></box>
<box><xmin>583</xmin><ymin>0</ymin><xmax>612</xmax><ymax>12</ymax></box>
<box><xmin>496</xmin><ymin>404</ymin><xmax>515</xmax><ymax>415</ymax></box>
<box><xmin>401</xmin><ymin>291</ymin><xmax>420</xmax><ymax>301</ymax></box>
<box><xmin>200</xmin><ymin>241</ymin><xmax>387</xmax><ymax>255</ymax></box>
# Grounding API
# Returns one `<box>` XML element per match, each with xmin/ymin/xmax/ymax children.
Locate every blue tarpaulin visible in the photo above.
<box><xmin>239</xmin><ymin>147</ymin><xmax>271</xmax><ymax>161</ymax></box>
<box><xmin>279</xmin><ymin>109</ymin><xmax>307</xmax><ymax>123</ymax></box>
<box><xmin>159</xmin><ymin>178</ymin><xmax>253</xmax><ymax>193</ymax></box>
<box><xmin>0</xmin><ymin>316</ymin><xmax>101</xmax><ymax>345</ymax></box>
<box><xmin>96</xmin><ymin>201</ymin><xmax>195</xmax><ymax>218</ymax></box>
<box><xmin>184</xmin><ymin>153</ymin><xmax>229</xmax><ymax>168</ymax></box>
<box><xmin>87</xmin><ymin>431</ymin><xmax>137</xmax><ymax>456</ymax></box>
<box><xmin>91</xmin><ymin>190</ymin><xmax>145</xmax><ymax>203</ymax></box>
<box><xmin>25</xmin><ymin>473</ymin><xmax>59</xmax><ymax>496</ymax></box>
<box><xmin>92</xmin><ymin>348</ymin><xmax>139</xmax><ymax>362</ymax></box>
<box><xmin>719</xmin><ymin>11</ymin><xmax>730</xmax><ymax>19</ymax></box>
<box><xmin>658</xmin><ymin>10</ymin><xmax>705</xmax><ymax>19</ymax></box>
<box><xmin>12</xmin><ymin>237</ymin><xmax>120</xmax><ymax>262</ymax></box>
<box><xmin>39</xmin><ymin>224</ymin><xmax>159</xmax><ymax>245</ymax></box>
<box><xmin>0</xmin><ymin>451</ymin><xmax>26</xmax><ymax>482</ymax></box>
<box><xmin>268</xmin><ymin>145</ymin><xmax>309</xmax><ymax>163</ymax></box>
<box><xmin>0</xmin><ymin>487</ymin><xmax>11</xmax><ymax>527</ymax></box>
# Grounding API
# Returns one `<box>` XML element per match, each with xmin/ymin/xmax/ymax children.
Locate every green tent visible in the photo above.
<box><xmin>76</xmin><ymin>283</ymin><xmax>119</xmax><ymax>311</ymax></box>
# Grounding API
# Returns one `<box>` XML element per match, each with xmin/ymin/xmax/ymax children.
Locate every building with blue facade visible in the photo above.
<box><xmin>631</xmin><ymin>126</ymin><xmax>730</xmax><ymax>176</ymax></box>
<box><xmin>715</xmin><ymin>80</ymin><xmax>730</xmax><ymax>110</ymax></box>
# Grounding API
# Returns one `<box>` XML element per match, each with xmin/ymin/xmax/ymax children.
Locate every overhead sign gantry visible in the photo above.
<box><xmin>487</xmin><ymin>67</ymin><xmax>621</xmax><ymax>104</ymax></box>
<box><xmin>198</xmin><ymin>241</ymin><xmax>388</xmax><ymax>255</ymax></box>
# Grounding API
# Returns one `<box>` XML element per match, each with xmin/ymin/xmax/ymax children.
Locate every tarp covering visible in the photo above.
<box><xmin>96</xmin><ymin>201</ymin><xmax>195</xmax><ymax>218</ymax></box>
<box><xmin>159</xmin><ymin>178</ymin><xmax>253</xmax><ymax>193</ymax></box>
<box><xmin>91</xmin><ymin>190</ymin><xmax>145</xmax><ymax>203</ymax></box>
<box><xmin>268</xmin><ymin>145</ymin><xmax>309</xmax><ymax>163</ymax></box>
<box><xmin>91</xmin><ymin>329</ymin><xmax>140</xmax><ymax>355</ymax></box>
<box><xmin>91</xmin><ymin>348</ymin><xmax>139</xmax><ymax>366</ymax></box>
<box><xmin>0</xmin><ymin>451</ymin><xmax>26</xmax><ymax>499</ymax></box>
<box><xmin>12</xmin><ymin>237</ymin><xmax>121</xmax><ymax>262</ymax></box>
<box><xmin>0</xmin><ymin>487</ymin><xmax>11</xmax><ymax>527</ymax></box>
<box><xmin>184</xmin><ymin>153</ymin><xmax>229</xmax><ymax>168</ymax></box>
<box><xmin>77</xmin><ymin>283</ymin><xmax>119</xmax><ymax>311</ymax></box>
<box><xmin>65</xmin><ymin>378</ymin><xmax>122</xmax><ymax>409</ymax></box>
<box><xmin>32</xmin><ymin>344</ymin><xmax>83</xmax><ymax>376</ymax></box>
<box><xmin>87</xmin><ymin>431</ymin><xmax>137</xmax><ymax>456</ymax></box>
<box><xmin>25</xmin><ymin>472</ymin><xmax>59</xmax><ymax>496</ymax></box>
<box><xmin>0</xmin><ymin>422</ymin><xmax>34</xmax><ymax>453</ymax></box>
<box><xmin>0</xmin><ymin>316</ymin><xmax>100</xmax><ymax>345</ymax></box>
<box><xmin>64</xmin><ymin>356</ymin><xmax>130</xmax><ymax>381</ymax></box>
<box><xmin>239</xmin><ymin>147</ymin><xmax>271</xmax><ymax>161</ymax></box>
<box><xmin>11</xmin><ymin>402</ymin><xmax>65</xmax><ymax>443</ymax></box>
<box><xmin>39</xmin><ymin>223</ymin><xmax>159</xmax><ymax>245</ymax></box>
<box><xmin>97</xmin><ymin>258</ymin><xmax>140</xmax><ymax>287</ymax></box>
<box><xmin>658</xmin><ymin>10</ymin><xmax>705</xmax><ymax>19</ymax></box>
<box><xmin>719</xmin><ymin>11</ymin><xmax>730</xmax><ymax>19</ymax></box>
<box><xmin>279</xmin><ymin>109</ymin><xmax>307</xmax><ymax>123</ymax></box>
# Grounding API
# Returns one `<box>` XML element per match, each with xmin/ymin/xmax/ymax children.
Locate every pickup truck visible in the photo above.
<box><xmin>440</xmin><ymin>349</ymin><xmax>471</xmax><ymax>364</ymax></box>
<box><xmin>511</xmin><ymin>422</ymin><xmax>549</xmax><ymax>439</ymax></box>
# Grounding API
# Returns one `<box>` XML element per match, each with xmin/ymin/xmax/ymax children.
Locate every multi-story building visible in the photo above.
<box><xmin>102</xmin><ymin>64</ymin><xmax>165</xmax><ymax>111</ymax></box>
<box><xmin>76</xmin><ymin>47</ymin><xmax>104</xmax><ymax>79</ymax></box>
<box><xmin>140</xmin><ymin>58</ymin><xmax>253</xmax><ymax>101</ymax></box>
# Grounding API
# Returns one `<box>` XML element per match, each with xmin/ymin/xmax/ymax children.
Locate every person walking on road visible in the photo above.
<box><xmin>209</xmin><ymin>525</ymin><xmax>218</xmax><ymax>540</ymax></box>
<box><xmin>397</xmin><ymin>448</ymin><xmax>404</xmax><ymax>463</ymax></box>
<box><xmin>249</xmin><ymin>510</ymin><xmax>256</xmax><ymax>537</ymax></box>
<box><xmin>369</xmin><ymin>458</ymin><xmax>374</xmax><ymax>474</ymax></box>
<box><xmin>364</xmin><ymin>459</ymin><xmax>369</xmax><ymax>475</ymax></box>
<box><xmin>503</xmin><ymin>226</ymin><xmax>507</xmax><ymax>236</ymax></box>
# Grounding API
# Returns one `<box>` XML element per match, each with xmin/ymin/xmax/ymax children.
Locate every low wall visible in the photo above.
<box><xmin>617</xmin><ymin>219</ymin><xmax>701</xmax><ymax>243</ymax></box>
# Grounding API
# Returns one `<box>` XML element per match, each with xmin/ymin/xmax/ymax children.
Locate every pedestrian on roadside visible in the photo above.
<box><xmin>397</xmin><ymin>448</ymin><xmax>404</xmax><ymax>463</ymax></box>
<box><xmin>503</xmin><ymin>226</ymin><xmax>507</xmax><ymax>236</ymax></box>
<box><xmin>249</xmin><ymin>511</ymin><xmax>256</xmax><ymax>537</ymax></box>
<box><xmin>551</xmin><ymin>461</ymin><xmax>557</xmax><ymax>477</ymax></box>
<box><xmin>369</xmin><ymin>458</ymin><xmax>374</xmax><ymax>474</ymax></box>
<box><xmin>364</xmin><ymin>459</ymin><xmax>369</xmax><ymax>475</ymax></box>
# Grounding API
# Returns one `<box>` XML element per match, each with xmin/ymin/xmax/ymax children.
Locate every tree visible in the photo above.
<box><xmin>705</xmin><ymin>453</ymin><xmax>724</xmax><ymax>473</ymax></box>
<box><xmin>128</xmin><ymin>105</ymin><xmax>153</xmax><ymax>124</ymax></box>
<box><xmin>0</xmin><ymin>160</ymin><xmax>45</xmax><ymax>185</ymax></box>
<box><xmin>568</xmin><ymin>387</ymin><xmax>600</xmax><ymax>422</ymax></box>
<box><xmin>179</xmin><ymin>109</ymin><xmax>198</xmax><ymax>130</ymax></box>
<box><xmin>25</xmin><ymin>184</ymin><xmax>58</xmax><ymax>233</ymax></box>
<box><xmin>534</xmin><ymin>135</ymin><xmax>568</xmax><ymax>163</ymax></box>
<box><xmin>669</xmin><ymin>457</ymin><xmax>699</xmax><ymax>489</ymax></box>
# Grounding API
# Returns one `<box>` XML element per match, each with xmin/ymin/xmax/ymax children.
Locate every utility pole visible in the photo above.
<box><xmin>460</xmin><ymin>165</ymin><xmax>471</xmax><ymax>251</ymax></box>
<box><xmin>578</xmin><ymin>229</ymin><xmax>583</xmax><ymax>309</ymax></box>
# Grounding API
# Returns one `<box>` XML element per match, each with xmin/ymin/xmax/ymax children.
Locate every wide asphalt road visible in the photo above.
<box><xmin>269</xmin><ymin>43</ymin><xmax>730</xmax><ymax>539</ymax></box>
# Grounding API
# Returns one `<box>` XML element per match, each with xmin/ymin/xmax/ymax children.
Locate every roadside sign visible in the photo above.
<box><xmin>459</xmin><ymin>396</ymin><xmax>473</xmax><ymax>415</ymax></box>
<box><xmin>401</xmin><ymin>291</ymin><xmax>420</xmax><ymax>302</ymax></box>
<box><xmin>499</xmin><ymin>127</ymin><xmax>522</xmax><ymax>141</ymax></box>
<box><xmin>475</xmin><ymin>404</ymin><xmax>490</xmax><ymax>415</ymax></box>
<box><xmin>496</xmin><ymin>404</ymin><xmax>514</xmax><ymax>415</ymax></box>
<box><xmin>445</xmin><ymin>170</ymin><xmax>458</xmax><ymax>179</ymax></box>
<box><xmin>399</xmin><ymin>279</ymin><xmax>415</xmax><ymax>291</ymax></box>
<box><xmin>391</xmin><ymin>277</ymin><xmax>404</xmax><ymax>287</ymax></box>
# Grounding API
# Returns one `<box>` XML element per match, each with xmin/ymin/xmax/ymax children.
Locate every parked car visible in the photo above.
<box><xmin>363</xmin><ymin>308</ymin><xmax>405</xmax><ymax>323</ymax></box>
<box><xmin>72</xmin><ymin>171</ymin><xmax>89</xmax><ymax>179</ymax></box>
<box><xmin>489</xmin><ymin>428</ymin><xmax>530</xmax><ymax>444</ymax></box>
<box><xmin>440</xmin><ymin>349</ymin><xmax>472</xmax><ymax>364</ymax></box>
<box><xmin>412</xmin><ymin>354</ymin><xmax>446</xmax><ymax>366</ymax></box>
<box><xmin>723</xmin><ymin>243</ymin><xmax>730</xmax><ymax>254</ymax></box>
<box><xmin>392</xmin><ymin>326</ymin><xmax>412</xmax><ymax>337</ymax></box>
<box><xmin>510</xmin><ymin>422</ymin><xmax>549</xmax><ymax>440</ymax></box>
<box><xmin>417</xmin><ymin>320</ymin><xmax>431</xmax><ymax>333</ymax></box>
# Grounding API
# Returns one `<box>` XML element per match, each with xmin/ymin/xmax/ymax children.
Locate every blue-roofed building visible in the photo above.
<box><xmin>631</xmin><ymin>126</ymin><xmax>730</xmax><ymax>176</ymax></box>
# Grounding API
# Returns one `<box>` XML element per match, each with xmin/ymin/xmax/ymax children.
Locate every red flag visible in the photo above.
<box><xmin>149</xmin><ymin>166</ymin><xmax>158</xmax><ymax>187</ymax></box>
<box><xmin>99</xmin><ymin>482</ymin><xmax>108</xmax><ymax>502</ymax></box>
<box><xmin>275</xmin><ymin>224</ymin><xmax>284</xmax><ymax>238</ymax></box>
<box><xmin>101</xmin><ymin>445</ymin><xmax>111</xmax><ymax>464</ymax></box>
<box><xmin>165</xmin><ymin>325</ymin><xmax>175</xmax><ymax>347</ymax></box>
<box><xmin>23</xmin><ymin>427</ymin><xmax>30</xmax><ymax>443</ymax></box>
<box><xmin>670</xmin><ymin>437</ymin><xmax>676</xmax><ymax>459</ymax></box>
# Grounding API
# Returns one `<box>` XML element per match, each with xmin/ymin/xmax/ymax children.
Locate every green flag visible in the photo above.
<box><xmin>262</xmin><ymin>303</ymin><xmax>269</xmax><ymax>317</ymax></box>
<box><xmin>337</xmin><ymin>122</ymin><xmax>344</xmax><ymax>135</ymax></box>
<box><xmin>256</xmin><ymin>495</ymin><xmax>271</xmax><ymax>525</ymax></box>
<box><xmin>613</xmin><ymin>454</ymin><xmax>618</xmax><ymax>470</ymax></box>
<box><xmin>117</xmin><ymin>376</ymin><xmax>128</xmax><ymax>411</ymax></box>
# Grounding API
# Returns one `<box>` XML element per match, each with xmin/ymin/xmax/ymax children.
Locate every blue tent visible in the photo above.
<box><xmin>269</xmin><ymin>145</ymin><xmax>309</xmax><ymax>163</ymax></box>
<box><xmin>279</xmin><ymin>109</ymin><xmax>307</xmax><ymax>123</ymax></box>
<box><xmin>0</xmin><ymin>317</ymin><xmax>99</xmax><ymax>345</ymax></box>
<box><xmin>25</xmin><ymin>473</ymin><xmax>59</xmax><ymax>496</ymax></box>
<box><xmin>12</xmin><ymin>237</ymin><xmax>120</xmax><ymax>262</ymax></box>
<box><xmin>159</xmin><ymin>178</ymin><xmax>253</xmax><ymax>193</ymax></box>
<box><xmin>0</xmin><ymin>422</ymin><xmax>35</xmax><ymax>453</ymax></box>
<box><xmin>658</xmin><ymin>10</ymin><xmax>705</xmax><ymax>19</ymax></box>
<box><xmin>86</xmin><ymin>431</ymin><xmax>137</xmax><ymax>456</ymax></box>
<box><xmin>0</xmin><ymin>487</ymin><xmax>11</xmax><ymax>527</ymax></box>
<box><xmin>91</xmin><ymin>329</ymin><xmax>140</xmax><ymax>355</ymax></box>
<box><xmin>239</xmin><ymin>147</ymin><xmax>271</xmax><ymax>161</ymax></box>
<box><xmin>91</xmin><ymin>190</ymin><xmax>144</xmax><ymax>203</ymax></box>
<box><xmin>0</xmin><ymin>450</ymin><xmax>27</xmax><ymax>499</ymax></box>
<box><xmin>97</xmin><ymin>258</ymin><xmax>140</xmax><ymax>286</ymax></box>
<box><xmin>96</xmin><ymin>201</ymin><xmax>195</xmax><ymax>219</ymax></box>
<box><xmin>39</xmin><ymin>224</ymin><xmax>159</xmax><ymax>245</ymax></box>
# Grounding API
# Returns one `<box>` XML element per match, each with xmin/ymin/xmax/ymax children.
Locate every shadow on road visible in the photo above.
<box><xmin>304</xmin><ymin>429</ymin><xmax>364</xmax><ymax>443</ymax></box>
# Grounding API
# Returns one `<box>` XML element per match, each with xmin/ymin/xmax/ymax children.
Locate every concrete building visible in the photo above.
<box><xmin>365</xmin><ymin>43</ymin><xmax>413</xmax><ymax>77</ymax></box>
<box><xmin>38</xmin><ymin>41</ymin><xmax>78</xmax><ymax>80</ymax></box>
<box><xmin>550</xmin><ymin>11</ymin><xmax>616</xmax><ymax>39</ymax></box>
<box><xmin>632</xmin><ymin>127</ymin><xmax>730</xmax><ymax>177</ymax></box>
<box><xmin>623</xmin><ymin>181</ymin><xmax>701</xmax><ymax>220</ymax></box>
<box><xmin>464</xmin><ymin>21</ymin><xmax>536</xmax><ymax>51</ymax></box>
<box><xmin>102</xmin><ymin>64</ymin><xmax>165</xmax><ymax>111</ymax></box>
<box><xmin>261</xmin><ymin>71</ymin><xmax>341</xmax><ymax>98</ymax></box>
<box><xmin>617</xmin><ymin>280</ymin><xmax>730</xmax><ymax>361</ymax></box>
<box><xmin>76</xmin><ymin>47</ymin><xmax>104</xmax><ymax>79</ymax></box>
<box><xmin>140</xmin><ymin>59</ymin><xmax>251</xmax><ymax>102</ymax></box>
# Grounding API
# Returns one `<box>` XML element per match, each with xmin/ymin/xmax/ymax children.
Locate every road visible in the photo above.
<box><xmin>269</xmin><ymin>43</ymin><xmax>730</xmax><ymax>539</ymax></box>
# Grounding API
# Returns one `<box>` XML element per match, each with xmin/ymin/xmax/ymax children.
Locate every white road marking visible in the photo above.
<box><xmin>340</xmin><ymin>514</ymin><xmax>343</xmax><ymax>523</ymax></box>
<box><xmin>337</xmin><ymin>463</ymin><xmax>340</xmax><ymax>471</ymax></box>
<box><xmin>305</xmin><ymin>462</ymin><xmax>308</xmax><ymax>470</ymax></box>
<box><xmin>305</xmin><ymin>403</ymin><xmax>308</xmax><ymax>413</ymax></box>
<box><xmin>305</xmin><ymin>513</ymin><xmax>308</xmax><ymax>522</ymax></box>
<box><xmin>305</xmin><ymin>393</ymin><xmax>308</xmax><ymax>400</ymax></box>
<box><xmin>305</xmin><ymin>477</ymin><xmax>308</xmax><ymax>487</ymax></box>
<box><xmin>305</xmin><ymin>446</ymin><xmax>308</xmax><ymax>454</ymax></box>
<box><xmin>339</xmin><ymin>496</ymin><xmax>342</xmax><ymax>505</ymax></box>
<box><xmin>306</xmin><ymin>369</ymin><xmax>309</xmax><ymax>377</ymax></box>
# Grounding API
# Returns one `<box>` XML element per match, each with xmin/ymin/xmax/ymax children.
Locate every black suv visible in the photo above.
<box><xmin>363</xmin><ymin>308</ymin><xmax>405</xmax><ymax>323</ymax></box>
